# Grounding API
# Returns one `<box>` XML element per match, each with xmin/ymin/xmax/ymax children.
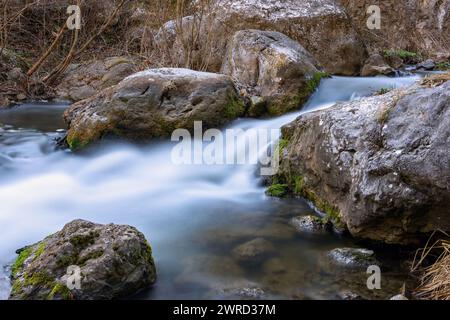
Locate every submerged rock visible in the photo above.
<box><xmin>232</xmin><ymin>238</ymin><xmax>275</xmax><ymax>265</ymax></box>
<box><xmin>277</xmin><ymin>79</ymin><xmax>450</xmax><ymax>244</ymax></box>
<box><xmin>9</xmin><ymin>219</ymin><xmax>156</xmax><ymax>300</ymax></box>
<box><xmin>221</xmin><ymin>29</ymin><xmax>321</xmax><ymax>116</ymax></box>
<box><xmin>337</xmin><ymin>290</ymin><xmax>363</xmax><ymax>300</ymax></box>
<box><xmin>157</xmin><ymin>0</ymin><xmax>367</xmax><ymax>75</ymax></box>
<box><xmin>208</xmin><ymin>280</ymin><xmax>269</xmax><ymax>300</ymax></box>
<box><xmin>63</xmin><ymin>68</ymin><xmax>245</xmax><ymax>150</ymax></box>
<box><xmin>290</xmin><ymin>215</ymin><xmax>331</xmax><ymax>235</ymax></box>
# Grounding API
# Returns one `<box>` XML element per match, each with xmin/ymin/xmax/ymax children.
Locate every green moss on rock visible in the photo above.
<box><xmin>34</xmin><ymin>242</ymin><xmax>46</xmax><ymax>261</ymax></box>
<box><xmin>11</xmin><ymin>247</ymin><xmax>32</xmax><ymax>278</ymax></box>
<box><xmin>70</xmin><ymin>231</ymin><xmax>99</xmax><ymax>249</ymax></box>
<box><xmin>265</xmin><ymin>72</ymin><xmax>330</xmax><ymax>116</ymax></box>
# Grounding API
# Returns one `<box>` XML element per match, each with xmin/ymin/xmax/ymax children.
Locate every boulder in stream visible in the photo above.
<box><xmin>9</xmin><ymin>219</ymin><xmax>156</xmax><ymax>300</ymax></box>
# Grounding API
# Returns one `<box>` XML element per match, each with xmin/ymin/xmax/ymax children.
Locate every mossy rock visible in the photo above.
<box><xmin>9</xmin><ymin>219</ymin><xmax>156</xmax><ymax>300</ymax></box>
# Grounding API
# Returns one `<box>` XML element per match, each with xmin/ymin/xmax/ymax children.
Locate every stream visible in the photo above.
<box><xmin>0</xmin><ymin>75</ymin><xmax>420</xmax><ymax>300</ymax></box>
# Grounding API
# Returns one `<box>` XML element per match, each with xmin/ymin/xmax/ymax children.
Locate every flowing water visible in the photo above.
<box><xmin>0</xmin><ymin>76</ymin><xmax>420</xmax><ymax>300</ymax></box>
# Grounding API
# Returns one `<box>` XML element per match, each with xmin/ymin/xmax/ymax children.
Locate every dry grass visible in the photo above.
<box><xmin>412</xmin><ymin>231</ymin><xmax>450</xmax><ymax>300</ymax></box>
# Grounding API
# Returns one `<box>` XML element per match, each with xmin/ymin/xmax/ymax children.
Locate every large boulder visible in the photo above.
<box><xmin>9</xmin><ymin>219</ymin><xmax>156</xmax><ymax>300</ymax></box>
<box><xmin>56</xmin><ymin>57</ymin><xmax>137</xmax><ymax>102</ymax></box>
<box><xmin>0</xmin><ymin>49</ymin><xmax>29</xmax><ymax>107</ymax></box>
<box><xmin>276</xmin><ymin>79</ymin><xmax>450</xmax><ymax>244</ymax></box>
<box><xmin>63</xmin><ymin>68</ymin><xmax>245</xmax><ymax>150</ymax></box>
<box><xmin>221</xmin><ymin>30</ymin><xmax>323</xmax><ymax>116</ymax></box>
<box><xmin>157</xmin><ymin>0</ymin><xmax>367</xmax><ymax>75</ymax></box>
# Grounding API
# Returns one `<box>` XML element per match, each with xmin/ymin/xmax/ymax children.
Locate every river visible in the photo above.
<box><xmin>0</xmin><ymin>75</ymin><xmax>420</xmax><ymax>300</ymax></box>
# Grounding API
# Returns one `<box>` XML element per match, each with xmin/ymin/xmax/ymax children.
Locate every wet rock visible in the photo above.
<box><xmin>176</xmin><ymin>255</ymin><xmax>244</xmax><ymax>289</ymax></box>
<box><xmin>221</xmin><ymin>29</ymin><xmax>321</xmax><ymax>116</ymax></box>
<box><xmin>417</xmin><ymin>59</ymin><xmax>436</xmax><ymax>71</ymax></box>
<box><xmin>325</xmin><ymin>248</ymin><xmax>380</xmax><ymax>269</ymax></box>
<box><xmin>0</xmin><ymin>50</ymin><xmax>28</xmax><ymax>103</ymax></box>
<box><xmin>361</xmin><ymin>54</ymin><xmax>395</xmax><ymax>77</ymax></box>
<box><xmin>63</xmin><ymin>68</ymin><xmax>245</xmax><ymax>150</ymax></box>
<box><xmin>277</xmin><ymin>80</ymin><xmax>450</xmax><ymax>244</ymax></box>
<box><xmin>390</xmin><ymin>294</ymin><xmax>408</xmax><ymax>300</ymax></box>
<box><xmin>56</xmin><ymin>56</ymin><xmax>137</xmax><ymax>102</ymax></box>
<box><xmin>157</xmin><ymin>0</ymin><xmax>367</xmax><ymax>75</ymax></box>
<box><xmin>209</xmin><ymin>280</ymin><xmax>269</xmax><ymax>300</ymax></box>
<box><xmin>342</xmin><ymin>1</ymin><xmax>450</xmax><ymax>60</ymax></box>
<box><xmin>232</xmin><ymin>238</ymin><xmax>275</xmax><ymax>265</ymax></box>
<box><xmin>9</xmin><ymin>219</ymin><xmax>156</xmax><ymax>300</ymax></box>
<box><xmin>290</xmin><ymin>215</ymin><xmax>330</xmax><ymax>235</ymax></box>
<box><xmin>256</xmin><ymin>222</ymin><xmax>297</xmax><ymax>241</ymax></box>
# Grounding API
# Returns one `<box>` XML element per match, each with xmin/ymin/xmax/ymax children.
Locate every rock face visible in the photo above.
<box><xmin>221</xmin><ymin>30</ymin><xmax>321</xmax><ymax>116</ymax></box>
<box><xmin>361</xmin><ymin>54</ymin><xmax>394</xmax><ymax>77</ymax></box>
<box><xmin>63</xmin><ymin>68</ymin><xmax>245</xmax><ymax>150</ymax></box>
<box><xmin>56</xmin><ymin>57</ymin><xmax>137</xmax><ymax>102</ymax></box>
<box><xmin>9</xmin><ymin>219</ymin><xmax>156</xmax><ymax>300</ymax></box>
<box><xmin>341</xmin><ymin>0</ymin><xmax>450</xmax><ymax>57</ymax></box>
<box><xmin>277</xmin><ymin>79</ymin><xmax>450</xmax><ymax>244</ymax></box>
<box><xmin>158</xmin><ymin>0</ymin><xmax>367</xmax><ymax>75</ymax></box>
